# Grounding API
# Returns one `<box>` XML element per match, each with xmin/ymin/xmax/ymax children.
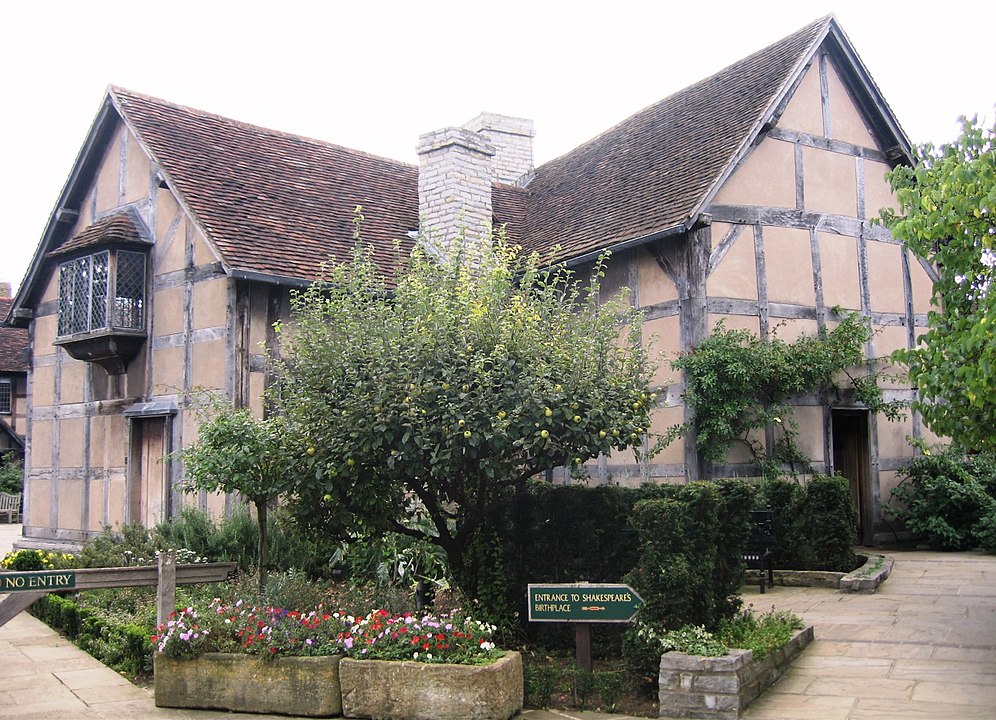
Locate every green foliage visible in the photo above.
<box><xmin>672</xmin><ymin>313</ymin><xmax>899</xmax><ymax>474</ymax></box>
<box><xmin>758</xmin><ymin>475</ymin><xmax>860</xmax><ymax>571</ymax></box>
<box><xmin>180</xmin><ymin>403</ymin><xmax>311</xmax><ymax>589</ymax></box>
<box><xmin>275</xmin><ymin>231</ymin><xmax>658</xmax><ymax>603</ymax></box>
<box><xmin>1</xmin><ymin>549</ymin><xmax>78</xmax><ymax>571</ymax></box>
<box><xmin>180</xmin><ymin>404</ymin><xmax>305</xmax><ymax>506</ymax></box>
<box><xmin>626</xmin><ymin>481</ymin><xmax>751</xmax><ymax>632</ymax></box>
<box><xmin>78</xmin><ymin>523</ymin><xmax>157</xmax><ymax>568</ymax></box>
<box><xmin>717</xmin><ymin>607</ymin><xmax>804</xmax><ymax>660</ymax></box>
<box><xmin>0</xmin><ymin>456</ymin><xmax>22</xmax><ymax>494</ymax></box>
<box><xmin>523</xmin><ymin>663</ymin><xmax>561</xmax><ymax>708</ymax></box>
<box><xmin>30</xmin><ymin>593</ymin><xmax>154</xmax><ymax>678</ymax></box>
<box><xmin>331</xmin><ymin>520</ymin><xmax>450</xmax><ymax>590</ymax></box>
<box><xmin>890</xmin><ymin>446</ymin><xmax>996</xmax><ymax>550</ymax></box>
<box><xmin>881</xmin><ymin>117</ymin><xmax>996</xmax><ymax>453</ymax></box>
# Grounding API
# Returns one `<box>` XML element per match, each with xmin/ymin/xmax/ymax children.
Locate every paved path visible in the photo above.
<box><xmin>741</xmin><ymin>549</ymin><xmax>996</xmax><ymax>719</ymax></box>
<box><xmin>3</xmin><ymin>521</ymin><xmax>996</xmax><ymax>718</ymax></box>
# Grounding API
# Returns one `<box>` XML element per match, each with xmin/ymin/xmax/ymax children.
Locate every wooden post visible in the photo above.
<box><xmin>156</xmin><ymin>551</ymin><xmax>176</xmax><ymax>628</ymax></box>
<box><xmin>575</xmin><ymin>623</ymin><xmax>592</xmax><ymax>673</ymax></box>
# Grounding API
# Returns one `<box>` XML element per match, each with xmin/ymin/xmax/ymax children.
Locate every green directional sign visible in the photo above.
<box><xmin>0</xmin><ymin>570</ymin><xmax>76</xmax><ymax>593</ymax></box>
<box><xmin>527</xmin><ymin>583</ymin><xmax>642</xmax><ymax>623</ymax></box>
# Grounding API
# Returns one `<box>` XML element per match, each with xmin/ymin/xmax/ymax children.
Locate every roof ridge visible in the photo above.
<box><xmin>535</xmin><ymin>15</ymin><xmax>832</xmax><ymax>173</ymax></box>
<box><xmin>108</xmin><ymin>85</ymin><xmax>417</xmax><ymax>171</ymax></box>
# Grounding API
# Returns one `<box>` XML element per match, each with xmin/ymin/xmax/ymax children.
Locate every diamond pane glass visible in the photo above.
<box><xmin>90</xmin><ymin>251</ymin><xmax>109</xmax><ymax>331</ymax></box>
<box><xmin>114</xmin><ymin>251</ymin><xmax>145</xmax><ymax>330</ymax></box>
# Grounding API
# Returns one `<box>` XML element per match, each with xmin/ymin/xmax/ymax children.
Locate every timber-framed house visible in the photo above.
<box><xmin>5</xmin><ymin>16</ymin><xmax>935</xmax><ymax>549</ymax></box>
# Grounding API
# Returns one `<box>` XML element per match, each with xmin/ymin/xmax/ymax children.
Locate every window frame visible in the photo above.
<box><xmin>0</xmin><ymin>378</ymin><xmax>11</xmax><ymax>415</ymax></box>
<box><xmin>56</xmin><ymin>248</ymin><xmax>147</xmax><ymax>339</ymax></box>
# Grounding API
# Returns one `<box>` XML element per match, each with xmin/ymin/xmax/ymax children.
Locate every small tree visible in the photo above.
<box><xmin>180</xmin><ymin>405</ymin><xmax>304</xmax><ymax>591</ymax></box>
<box><xmin>881</xmin><ymin>116</ymin><xmax>996</xmax><ymax>452</ymax></box>
<box><xmin>273</xmin><ymin>232</ymin><xmax>658</xmax><ymax>603</ymax></box>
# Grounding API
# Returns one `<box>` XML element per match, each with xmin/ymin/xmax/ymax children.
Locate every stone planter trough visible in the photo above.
<box><xmin>770</xmin><ymin>553</ymin><xmax>893</xmax><ymax>592</ymax></box>
<box><xmin>339</xmin><ymin>650</ymin><xmax>523</xmax><ymax>720</ymax></box>
<box><xmin>658</xmin><ymin>625</ymin><xmax>813</xmax><ymax>719</ymax></box>
<box><xmin>154</xmin><ymin>652</ymin><xmax>343</xmax><ymax>717</ymax></box>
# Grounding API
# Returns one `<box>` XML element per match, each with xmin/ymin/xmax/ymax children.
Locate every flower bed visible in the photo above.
<box><xmin>339</xmin><ymin>651</ymin><xmax>523</xmax><ymax>720</ymax></box>
<box><xmin>151</xmin><ymin>602</ymin><xmax>511</xmax><ymax>717</ymax></box>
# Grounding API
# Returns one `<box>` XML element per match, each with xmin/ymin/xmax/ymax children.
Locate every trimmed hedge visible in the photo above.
<box><xmin>29</xmin><ymin>593</ymin><xmax>153</xmax><ymax>677</ymax></box>
<box><xmin>758</xmin><ymin>475</ymin><xmax>860</xmax><ymax>571</ymax></box>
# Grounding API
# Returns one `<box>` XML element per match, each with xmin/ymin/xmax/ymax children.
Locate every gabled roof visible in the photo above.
<box><xmin>520</xmin><ymin>15</ymin><xmax>910</xmax><ymax>265</ymax></box>
<box><xmin>8</xmin><ymin>15</ymin><xmax>910</xmax><ymax>323</ymax></box>
<box><xmin>0</xmin><ymin>299</ymin><xmax>30</xmax><ymax>373</ymax></box>
<box><xmin>111</xmin><ymin>88</ymin><xmax>419</xmax><ymax>284</ymax></box>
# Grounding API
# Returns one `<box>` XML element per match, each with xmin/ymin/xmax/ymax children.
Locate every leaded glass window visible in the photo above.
<box><xmin>0</xmin><ymin>379</ymin><xmax>11</xmax><ymax>414</ymax></box>
<box><xmin>57</xmin><ymin>249</ymin><xmax>145</xmax><ymax>337</ymax></box>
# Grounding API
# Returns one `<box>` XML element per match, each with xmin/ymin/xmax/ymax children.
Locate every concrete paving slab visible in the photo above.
<box><xmin>849</xmin><ymin>698</ymin><xmax>996</xmax><ymax>720</ymax></box>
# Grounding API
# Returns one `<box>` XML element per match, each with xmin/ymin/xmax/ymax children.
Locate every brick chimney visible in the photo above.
<box><xmin>417</xmin><ymin>113</ymin><xmax>534</xmax><ymax>261</ymax></box>
<box><xmin>462</xmin><ymin>112</ymin><xmax>535</xmax><ymax>186</ymax></box>
<box><xmin>417</xmin><ymin>127</ymin><xmax>495</xmax><ymax>260</ymax></box>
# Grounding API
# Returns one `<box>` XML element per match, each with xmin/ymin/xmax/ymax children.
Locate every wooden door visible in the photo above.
<box><xmin>831</xmin><ymin>410</ymin><xmax>872</xmax><ymax>545</ymax></box>
<box><xmin>128</xmin><ymin>417</ymin><xmax>168</xmax><ymax>526</ymax></box>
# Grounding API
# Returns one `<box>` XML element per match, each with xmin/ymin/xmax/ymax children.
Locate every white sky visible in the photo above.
<box><xmin>1</xmin><ymin>1</ymin><xmax>991</xmax><ymax>295</ymax></box>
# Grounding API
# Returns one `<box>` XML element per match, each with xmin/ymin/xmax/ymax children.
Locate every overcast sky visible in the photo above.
<box><xmin>2</xmin><ymin>1</ymin><xmax>991</xmax><ymax>295</ymax></box>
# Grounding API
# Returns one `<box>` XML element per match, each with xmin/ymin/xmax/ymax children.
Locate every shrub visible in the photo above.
<box><xmin>622</xmin><ymin>482</ymin><xmax>752</xmax><ymax>688</ymax></box>
<box><xmin>890</xmin><ymin>447</ymin><xmax>996</xmax><ymax>550</ymax></box>
<box><xmin>793</xmin><ymin>475</ymin><xmax>860</xmax><ymax>571</ymax></box>
<box><xmin>1</xmin><ymin>549</ymin><xmax>77</xmax><ymax>571</ymax></box>
<box><xmin>0</xmin><ymin>457</ymin><xmax>22</xmax><ymax>494</ymax></box>
<box><xmin>759</xmin><ymin>475</ymin><xmax>859</xmax><ymax>571</ymax></box>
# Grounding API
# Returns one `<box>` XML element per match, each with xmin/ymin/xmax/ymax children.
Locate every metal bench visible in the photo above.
<box><xmin>743</xmin><ymin>509</ymin><xmax>774</xmax><ymax>593</ymax></box>
<box><xmin>0</xmin><ymin>491</ymin><xmax>21</xmax><ymax>523</ymax></box>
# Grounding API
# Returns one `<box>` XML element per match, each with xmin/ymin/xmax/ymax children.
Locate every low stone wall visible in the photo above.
<box><xmin>339</xmin><ymin>651</ymin><xmax>523</xmax><ymax>720</ymax></box>
<box><xmin>772</xmin><ymin>553</ymin><xmax>893</xmax><ymax>592</ymax></box>
<box><xmin>154</xmin><ymin>653</ymin><xmax>343</xmax><ymax>716</ymax></box>
<box><xmin>658</xmin><ymin>626</ymin><xmax>814</xmax><ymax>719</ymax></box>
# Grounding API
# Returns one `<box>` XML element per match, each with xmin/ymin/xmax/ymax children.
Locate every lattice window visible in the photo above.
<box><xmin>0</xmin><ymin>379</ymin><xmax>10</xmax><ymax>415</ymax></box>
<box><xmin>115</xmin><ymin>251</ymin><xmax>145</xmax><ymax>330</ymax></box>
<box><xmin>57</xmin><ymin>249</ymin><xmax>145</xmax><ymax>337</ymax></box>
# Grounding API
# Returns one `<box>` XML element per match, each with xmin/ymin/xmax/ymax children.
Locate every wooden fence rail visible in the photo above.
<box><xmin>0</xmin><ymin>554</ymin><xmax>237</xmax><ymax>628</ymax></box>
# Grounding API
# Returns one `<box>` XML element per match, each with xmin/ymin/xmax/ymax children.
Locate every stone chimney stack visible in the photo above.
<box><xmin>0</xmin><ymin>282</ymin><xmax>11</xmax><ymax>299</ymax></box>
<box><xmin>462</xmin><ymin>113</ymin><xmax>535</xmax><ymax>186</ymax></box>
<box><xmin>417</xmin><ymin>113</ymin><xmax>534</xmax><ymax>261</ymax></box>
<box><xmin>417</xmin><ymin>127</ymin><xmax>496</xmax><ymax>260</ymax></box>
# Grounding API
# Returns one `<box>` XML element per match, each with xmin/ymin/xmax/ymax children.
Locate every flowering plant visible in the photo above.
<box><xmin>340</xmin><ymin>609</ymin><xmax>499</xmax><ymax>664</ymax></box>
<box><xmin>1</xmin><ymin>549</ymin><xmax>78</xmax><ymax>571</ymax></box>
<box><xmin>151</xmin><ymin>602</ymin><xmax>500</xmax><ymax>665</ymax></box>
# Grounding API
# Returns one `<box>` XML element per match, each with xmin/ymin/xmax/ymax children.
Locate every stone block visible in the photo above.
<box><xmin>339</xmin><ymin>651</ymin><xmax>522</xmax><ymax>720</ymax></box>
<box><xmin>154</xmin><ymin>653</ymin><xmax>342</xmax><ymax>716</ymax></box>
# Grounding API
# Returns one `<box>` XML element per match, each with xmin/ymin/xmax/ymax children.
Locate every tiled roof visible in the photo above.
<box><xmin>106</xmin><ymin>18</ymin><xmax>829</xmax><ymax>278</ymax></box>
<box><xmin>112</xmin><ymin>88</ymin><xmax>419</xmax><ymax>284</ymax></box>
<box><xmin>519</xmin><ymin>16</ymin><xmax>830</xmax><ymax>263</ymax></box>
<box><xmin>48</xmin><ymin>211</ymin><xmax>150</xmax><ymax>258</ymax></box>
<box><xmin>0</xmin><ymin>299</ymin><xmax>30</xmax><ymax>373</ymax></box>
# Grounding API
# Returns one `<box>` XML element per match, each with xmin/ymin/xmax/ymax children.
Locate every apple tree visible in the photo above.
<box><xmin>272</xmin><ymin>233</ymin><xmax>658</xmax><ymax>602</ymax></box>
<box><xmin>881</xmin><ymin>116</ymin><xmax>996</xmax><ymax>452</ymax></box>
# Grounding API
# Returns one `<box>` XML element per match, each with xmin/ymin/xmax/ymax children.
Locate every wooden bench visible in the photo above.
<box><xmin>0</xmin><ymin>491</ymin><xmax>21</xmax><ymax>523</ymax></box>
<box><xmin>743</xmin><ymin>509</ymin><xmax>774</xmax><ymax>593</ymax></box>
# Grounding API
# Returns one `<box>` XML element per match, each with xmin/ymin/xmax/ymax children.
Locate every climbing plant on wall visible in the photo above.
<box><xmin>671</xmin><ymin>310</ymin><xmax>903</xmax><ymax>477</ymax></box>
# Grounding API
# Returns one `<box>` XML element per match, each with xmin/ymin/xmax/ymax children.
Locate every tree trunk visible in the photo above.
<box><xmin>256</xmin><ymin>498</ymin><xmax>268</xmax><ymax>594</ymax></box>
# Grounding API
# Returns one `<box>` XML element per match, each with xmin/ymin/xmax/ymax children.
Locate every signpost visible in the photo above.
<box><xmin>527</xmin><ymin>582</ymin><xmax>642</xmax><ymax>672</ymax></box>
<box><xmin>0</xmin><ymin>556</ymin><xmax>237</xmax><ymax>629</ymax></box>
